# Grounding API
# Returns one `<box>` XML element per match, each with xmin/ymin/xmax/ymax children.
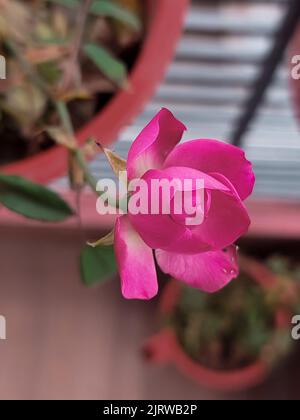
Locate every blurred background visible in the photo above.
<box><xmin>1</xmin><ymin>0</ymin><xmax>300</xmax><ymax>400</ymax></box>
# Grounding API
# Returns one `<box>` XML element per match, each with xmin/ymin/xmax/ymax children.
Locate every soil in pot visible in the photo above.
<box><xmin>170</xmin><ymin>273</ymin><xmax>292</xmax><ymax>372</ymax></box>
<box><xmin>0</xmin><ymin>0</ymin><xmax>145</xmax><ymax>166</ymax></box>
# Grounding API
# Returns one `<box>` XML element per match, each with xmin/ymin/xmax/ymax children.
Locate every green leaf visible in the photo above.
<box><xmin>37</xmin><ymin>62</ymin><xmax>62</xmax><ymax>85</ymax></box>
<box><xmin>0</xmin><ymin>174</ymin><xmax>74</xmax><ymax>222</ymax></box>
<box><xmin>91</xmin><ymin>1</ymin><xmax>141</xmax><ymax>31</ymax></box>
<box><xmin>46</xmin><ymin>0</ymin><xmax>78</xmax><ymax>8</ymax></box>
<box><xmin>84</xmin><ymin>43</ymin><xmax>127</xmax><ymax>87</ymax></box>
<box><xmin>80</xmin><ymin>245</ymin><xmax>117</xmax><ymax>287</ymax></box>
<box><xmin>47</xmin><ymin>0</ymin><xmax>141</xmax><ymax>31</ymax></box>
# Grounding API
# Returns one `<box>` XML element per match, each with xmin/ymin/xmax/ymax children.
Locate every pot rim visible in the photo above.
<box><xmin>1</xmin><ymin>0</ymin><xmax>189</xmax><ymax>183</ymax></box>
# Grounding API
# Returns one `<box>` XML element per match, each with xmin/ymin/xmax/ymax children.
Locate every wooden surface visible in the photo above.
<box><xmin>0</xmin><ymin>224</ymin><xmax>299</xmax><ymax>400</ymax></box>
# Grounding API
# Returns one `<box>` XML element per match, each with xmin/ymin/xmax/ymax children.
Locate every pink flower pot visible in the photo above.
<box><xmin>144</xmin><ymin>257</ymin><xmax>290</xmax><ymax>393</ymax></box>
<box><xmin>0</xmin><ymin>0</ymin><xmax>189</xmax><ymax>183</ymax></box>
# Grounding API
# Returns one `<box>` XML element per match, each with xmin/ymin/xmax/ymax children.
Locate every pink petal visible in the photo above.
<box><xmin>164</xmin><ymin>139</ymin><xmax>255</xmax><ymax>201</ymax></box>
<box><xmin>127</xmin><ymin>108</ymin><xmax>186</xmax><ymax>180</ymax></box>
<box><xmin>156</xmin><ymin>245</ymin><xmax>239</xmax><ymax>293</ymax></box>
<box><xmin>161</xmin><ymin>166</ymin><xmax>230</xmax><ymax>192</ymax></box>
<box><xmin>114</xmin><ymin>216</ymin><xmax>158</xmax><ymax>300</ymax></box>
<box><xmin>187</xmin><ymin>188</ymin><xmax>251</xmax><ymax>251</ymax></box>
<box><xmin>128</xmin><ymin>210</ymin><xmax>188</xmax><ymax>251</ymax></box>
<box><xmin>160</xmin><ymin>187</ymin><xmax>250</xmax><ymax>254</ymax></box>
<box><xmin>128</xmin><ymin>167</ymin><xmax>249</xmax><ymax>254</ymax></box>
<box><xmin>170</xmin><ymin>171</ymin><xmax>250</xmax><ymax>252</ymax></box>
<box><xmin>128</xmin><ymin>168</ymin><xmax>211</xmax><ymax>252</ymax></box>
<box><xmin>210</xmin><ymin>172</ymin><xmax>241</xmax><ymax>199</ymax></box>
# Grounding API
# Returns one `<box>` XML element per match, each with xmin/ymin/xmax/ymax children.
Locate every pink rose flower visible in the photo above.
<box><xmin>114</xmin><ymin>108</ymin><xmax>255</xmax><ymax>300</ymax></box>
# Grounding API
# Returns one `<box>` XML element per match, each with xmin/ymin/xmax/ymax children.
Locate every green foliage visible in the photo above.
<box><xmin>47</xmin><ymin>0</ymin><xmax>141</xmax><ymax>30</ymax></box>
<box><xmin>0</xmin><ymin>174</ymin><xmax>74</xmax><ymax>222</ymax></box>
<box><xmin>91</xmin><ymin>0</ymin><xmax>141</xmax><ymax>31</ymax></box>
<box><xmin>80</xmin><ymin>244</ymin><xmax>117</xmax><ymax>287</ymax></box>
<box><xmin>267</xmin><ymin>255</ymin><xmax>300</xmax><ymax>282</ymax></box>
<box><xmin>0</xmin><ymin>0</ymin><xmax>142</xmax><ymax>149</ymax></box>
<box><xmin>37</xmin><ymin>61</ymin><xmax>62</xmax><ymax>85</ymax></box>
<box><xmin>173</xmin><ymin>273</ymin><xmax>292</xmax><ymax>371</ymax></box>
<box><xmin>84</xmin><ymin>43</ymin><xmax>127</xmax><ymax>87</ymax></box>
<box><xmin>47</xmin><ymin>0</ymin><xmax>78</xmax><ymax>7</ymax></box>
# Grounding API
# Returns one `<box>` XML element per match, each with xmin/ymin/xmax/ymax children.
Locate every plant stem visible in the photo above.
<box><xmin>6</xmin><ymin>41</ymin><xmax>75</xmax><ymax>136</ymax></box>
<box><xmin>74</xmin><ymin>149</ymin><xmax>98</xmax><ymax>192</ymax></box>
<box><xmin>5</xmin><ymin>21</ymin><xmax>115</xmax><ymax>205</ymax></box>
<box><xmin>55</xmin><ymin>101</ymin><xmax>74</xmax><ymax>135</ymax></box>
<box><xmin>62</xmin><ymin>0</ymin><xmax>93</xmax><ymax>89</ymax></box>
<box><xmin>4</xmin><ymin>39</ymin><xmax>52</xmax><ymax>98</ymax></box>
<box><xmin>55</xmin><ymin>101</ymin><xmax>101</xmax><ymax>196</ymax></box>
<box><xmin>73</xmin><ymin>0</ymin><xmax>93</xmax><ymax>65</ymax></box>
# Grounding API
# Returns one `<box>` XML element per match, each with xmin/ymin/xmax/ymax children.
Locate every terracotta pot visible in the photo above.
<box><xmin>144</xmin><ymin>257</ymin><xmax>290</xmax><ymax>393</ymax></box>
<box><xmin>1</xmin><ymin>0</ymin><xmax>189</xmax><ymax>183</ymax></box>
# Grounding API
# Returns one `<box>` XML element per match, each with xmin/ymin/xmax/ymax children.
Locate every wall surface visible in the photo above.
<box><xmin>0</xmin><ymin>224</ymin><xmax>299</xmax><ymax>400</ymax></box>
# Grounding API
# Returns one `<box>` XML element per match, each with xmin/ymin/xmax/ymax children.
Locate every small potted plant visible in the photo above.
<box><xmin>144</xmin><ymin>256</ymin><xmax>295</xmax><ymax>393</ymax></box>
<box><xmin>0</xmin><ymin>0</ymin><xmax>188</xmax><ymax>183</ymax></box>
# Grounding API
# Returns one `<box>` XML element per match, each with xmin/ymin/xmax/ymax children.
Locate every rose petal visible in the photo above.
<box><xmin>186</xmin><ymin>188</ymin><xmax>251</xmax><ymax>251</ymax></box>
<box><xmin>164</xmin><ymin>139</ymin><xmax>255</xmax><ymax>201</ymax></box>
<box><xmin>161</xmin><ymin>166</ymin><xmax>230</xmax><ymax>192</ymax></box>
<box><xmin>114</xmin><ymin>216</ymin><xmax>158</xmax><ymax>300</ymax></box>
<box><xmin>128</xmin><ymin>168</ymin><xmax>216</xmax><ymax>252</ymax></box>
<box><xmin>128</xmin><ymin>169</ymin><xmax>187</xmax><ymax>250</ymax></box>
<box><xmin>172</xmin><ymin>171</ymin><xmax>250</xmax><ymax>252</ymax></box>
<box><xmin>127</xmin><ymin>108</ymin><xmax>186</xmax><ymax>180</ymax></box>
<box><xmin>156</xmin><ymin>245</ymin><xmax>239</xmax><ymax>293</ymax></box>
<box><xmin>128</xmin><ymin>167</ymin><xmax>248</xmax><ymax>254</ymax></box>
<box><xmin>130</xmin><ymin>167</ymin><xmax>249</xmax><ymax>253</ymax></box>
<box><xmin>210</xmin><ymin>172</ymin><xmax>241</xmax><ymax>199</ymax></box>
<box><xmin>160</xmin><ymin>186</ymin><xmax>250</xmax><ymax>254</ymax></box>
